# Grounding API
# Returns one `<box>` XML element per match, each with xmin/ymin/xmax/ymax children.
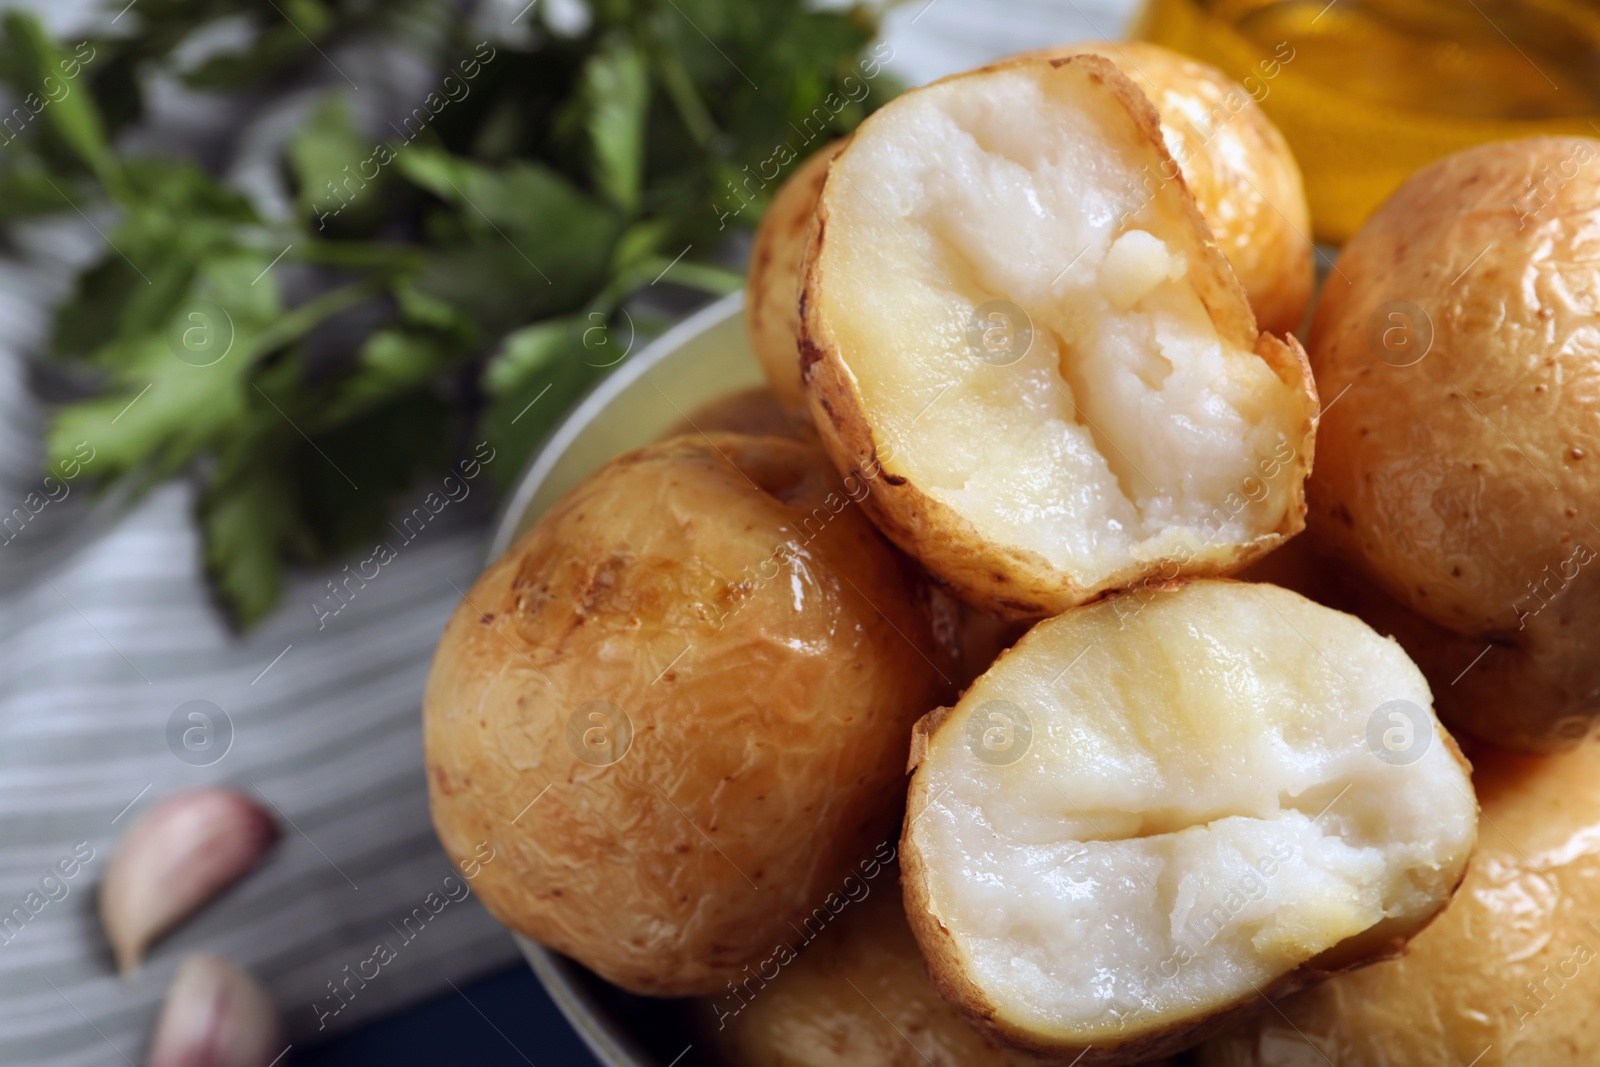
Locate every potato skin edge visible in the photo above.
<box><xmin>747</xmin><ymin>140</ymin><xmax>847</xmax><ymax>421</ymax></box>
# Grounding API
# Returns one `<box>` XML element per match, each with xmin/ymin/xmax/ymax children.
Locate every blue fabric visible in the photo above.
<box><xmin>293</xmin><ymin>965</ymin><xmax>601</xmax><ymax>1067</ymax></box>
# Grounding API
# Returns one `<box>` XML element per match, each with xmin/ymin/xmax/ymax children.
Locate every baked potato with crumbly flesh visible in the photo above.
<box><xmin>800</xmin><ymin>55</ymin><xmax>1317</xmax><ymax>619</ymax></box>
<box><xmin>900</xmin><ymin>579</ymin><xmax>1477</xmax><ymax>1064</ymax></box>
<box><xmin>424</xmin><ymin>433</ymin><xmax>955</xmax><ymax>996</ymax></box>
<box><xmin>1307</xmin><ymin>136</ymin><xmax>1600</xmax><ymax>752</ymax></box>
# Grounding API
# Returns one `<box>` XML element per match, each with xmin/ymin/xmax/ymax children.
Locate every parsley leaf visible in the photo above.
<box><xmin>4</xmin><ymin>0</ymin><xmax>893</xmax><ymax>624</ymax></box>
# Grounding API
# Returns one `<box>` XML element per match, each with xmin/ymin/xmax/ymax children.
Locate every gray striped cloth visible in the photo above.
<box><xmin>0</xmin><ymin>1</ymin><xmax>1134</xmax><ymax>1063</ymax></box>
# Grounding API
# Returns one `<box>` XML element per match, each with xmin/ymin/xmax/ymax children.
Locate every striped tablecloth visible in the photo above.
<box><xmin>0</xmin><ymin>1</ymin><xmax>1135</xmax><ymax>1063</ymax></box>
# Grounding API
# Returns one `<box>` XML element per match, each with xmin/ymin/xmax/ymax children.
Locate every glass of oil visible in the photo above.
<box><xmin>1138</xmin><ymin>0</ymin><xmax>1600</xmax><ymax>240</ymax></box>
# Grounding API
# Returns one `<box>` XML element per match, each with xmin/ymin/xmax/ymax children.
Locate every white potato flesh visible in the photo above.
<box><xmin>907</xmin><ymin>581</ymin><xmax>1476</xmax><ymax>1046</ymax></box>
<box><xmin>823</xmin><ymin>64</ymin><xmax>1299</xmax><ymax>583</ymax></box>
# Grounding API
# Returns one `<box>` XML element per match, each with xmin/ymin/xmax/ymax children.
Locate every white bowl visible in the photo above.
<box><xmin>489</xmin><ymin>292</ymin><xmax>757</xmax><ymax>1067</ymax></box>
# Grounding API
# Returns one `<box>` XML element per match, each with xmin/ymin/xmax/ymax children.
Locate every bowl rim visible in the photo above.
<box><xmin>488</xmin><ymin>290</ymin><xmax>747</xmax><ymax>1067</ymax></box>
<box><xmin>488</xmin><ymin>291</ymin><xmax>745</xmax><ymax>561</ymax></box>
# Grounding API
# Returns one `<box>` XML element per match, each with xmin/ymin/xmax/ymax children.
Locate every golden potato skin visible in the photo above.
<box><xmin>423</xmin><ymin>434</ymin><xmax>954</xmax><ymax>996</ymax></box>
<box><xmin>702</xmin><ymin>877</ymin><xmax>1111</xmax><ymax>1067</ymax></box>
<box><xmin>801</xmin><ymin>55</ymin><xmax>1318</xmax><ymax>620</ymax></box>
<box><xmin>1307</xmin><ymin>137</ymin><xmax>1600</xmax><ymax>751</ymax></box>
<box><xmin>1027</xmin><ymin>41</ymin><xmax>1313</xmax><ymax>336</ymax></box>
<box><xmin>1198</xmin><ymin>739</ymin><xmax>1600</xmax><ymax>1067</ymax></box>
<box><xmin>747</xmin><ymin>142</ymin><xmax>845</xmax><ymax>420</ymax></box>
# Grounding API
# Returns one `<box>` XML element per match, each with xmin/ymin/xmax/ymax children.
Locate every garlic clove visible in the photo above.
<box><xmin>148</xmin><ymin>955</ymin><xmax>283</xmax><ymax>1067</ymax></box>
<box><xmin>100</xmin><ymin>787</ymin><xmax>278</xmax><ymax>973</ymax></box>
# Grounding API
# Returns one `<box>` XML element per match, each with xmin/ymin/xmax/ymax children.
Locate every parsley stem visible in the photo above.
<box><xmin>294</xmin><ymin>241</ymin><xmax>430</xmax><ymax>272</ymax></box>
<box><xmin>643</xmin><ymin>18</ymin><xmax>719</xmax><ymax>148</ymax></box>
<box><xmin>246</xmin><ymin>281</ymin><xmax>382</xmax><ymax>360</ymax></box>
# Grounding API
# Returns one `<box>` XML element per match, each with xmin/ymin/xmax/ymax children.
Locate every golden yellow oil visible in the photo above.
<box><xmin>1220</xmin><ymin>0</ymin><xmax>1600</xmax><ymax>118</ymax></box>
<box><xmin>1139</xmin><ymin>0</ymin><xmax>1600</xmax><ymax>240</ymax></box>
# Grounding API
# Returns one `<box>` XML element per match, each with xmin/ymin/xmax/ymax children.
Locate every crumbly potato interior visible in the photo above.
<box><xmin>912</xmin><ymin>582</ymin><xmax>1476</xmax><ymax>1042</ymax></box>
<box><xmin>823</xmin><ymin>65</ymin><xmax>1299</xmax><ymax>582</ymax></box>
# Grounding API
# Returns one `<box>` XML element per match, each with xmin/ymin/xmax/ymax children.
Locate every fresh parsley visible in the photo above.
<box><xmin>0</xmin><ymin>0</ymin><xmax>894</xmax><ymax>623</ymax></box>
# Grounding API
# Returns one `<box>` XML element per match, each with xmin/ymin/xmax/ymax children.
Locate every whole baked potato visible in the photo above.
<box><xmin>1307</xmin><ymin>136</ymin><xmax>1600</xmax><ymax>751</ymax></box>
<box><xmin>424</xmin><ymin>433</ymin><xmax>954</xmax><ymax>996</ymax></box>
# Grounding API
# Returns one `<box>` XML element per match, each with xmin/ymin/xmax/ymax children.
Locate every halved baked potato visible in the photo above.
<box><xmin>800</xmin><ymin>56</ymin><xmax>1317</xmax><ymax>618</ymax></box>
<box><xmin>1307</xmin><ymin>136</ymin><xmax>1600</xmax><ymax>751</ymax></box>
<box><xmin>900</xmin><ymin>579</ymin><xmax>1477</xmax><ymax>1064</ymax></box>
<box><xmin>424</xmin><ymin>433</ymin><xmax>954</xmax><ymax>996</ymax></box>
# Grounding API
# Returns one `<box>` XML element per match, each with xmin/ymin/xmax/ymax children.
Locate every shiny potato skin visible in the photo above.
<box><xmin>659</xmin><ymin>391</ymin><xmax>1029</xmax><ymax>693</ymax></box>
<box><xmin>702</xmin><ymin>879</ymin><xmax>1102</xmax><ymax>1067</ymax></box>
<box><xmin>1028</xmin><ymin>41</ymin><xmax>1313</xmax><ymax>336</ymax></box>
<box><xmin>423</xmin><ymin>434</ymin><xmax>954</xmax><ymax>996</ymax></box>
<box><xmin>1307</xmin><ymin>137</ymin><xmax>1600</xmax><ymax>751</ymax></box>
<box><xmin>1197</xmin><ymin>739</ymin><xmax>1600</xmax><ymax>1067</ymax></box>
<box><xmin>747</xmin><ymin>142</ymin><xmax>845</xmax><ymax>420</ymax></box>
